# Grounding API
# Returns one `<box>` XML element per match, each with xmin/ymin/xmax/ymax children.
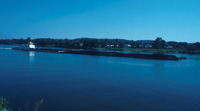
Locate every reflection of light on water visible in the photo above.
<box><xmin>99</xmin><ymin>60</ymin><xmax>153</xmax><ymax>66</ymax></box>
<box><xmin>29</xmin><ymin>51</ymin><xmax>35</xmax><ymax>57</ymax></box>
<box><xmin>0</xmin><ymin>47</ymin><xmax>12</xmax><ymax>49</ymax></box>
<box><xmin>29</xmin><ymin>51</ymin><xmax>35</xmax><ymax>63</ymax></box>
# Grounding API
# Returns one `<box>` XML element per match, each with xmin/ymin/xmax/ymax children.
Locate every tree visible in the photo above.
<box><xmin>26</xmin><ymin>37</ymin><xmax>31</xmax><ymax>43</ymax></box>
<box><xmin>101</xmin><ymin>39</ymin><xmax>109</xmax><ymax>48</ymax></box>
<box><xmin>193</xmin><ymin>42</ymin><xmax>200</xmax><ymax>50</ymax></box>
<box><xmin>130</xmin><ymin>40</ymin><xmax>136</xmax><ymax>48</ymax></box>
<box><xmin>19</xmin><ymin>38</ymin><xmax>25</xmax><ymax>44</ymax></box>
<box><xmin>82</xmin><ymin>39</ymin><xmax>99</xmax><ymax>49</ymax></box>
<box><xmin>187</xmin><ymin>44</ymin><xmax>196</xmax><ymax>51</ymax></box>
<box><xmin>153</xmin><ymin>37</ymin><xmax>165</xmax><ymax>49</ymax></box>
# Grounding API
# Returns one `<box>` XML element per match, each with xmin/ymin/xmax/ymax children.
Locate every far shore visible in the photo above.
<box><xmin>96</xmin><ymin>47</ymin><xmax>200</xmax><ymax>55</ymax></box>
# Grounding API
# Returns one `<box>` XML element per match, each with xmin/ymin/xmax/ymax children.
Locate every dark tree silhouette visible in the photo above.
<box><xmin>153</xmin><ymin>37</ymin><xmax>165</xmax><ymax>49</ymax></box>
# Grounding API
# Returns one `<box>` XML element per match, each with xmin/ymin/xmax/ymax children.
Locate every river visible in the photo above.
<box><xmin>0</xmin><ymin>45</ymin><xmax>200</xmax><ymax>111</ymax></box>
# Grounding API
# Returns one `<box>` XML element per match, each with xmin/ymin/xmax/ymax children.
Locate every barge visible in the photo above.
<box><xmin>12</xmin><ymin>42</ymin><xmax>183</xmax><ymax>61</ymax></box>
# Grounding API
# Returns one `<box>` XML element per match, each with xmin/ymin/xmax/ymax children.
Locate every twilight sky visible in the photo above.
<box><xmin>0</xmin><ymin>0</ymin><xmax>199</xmax><ymax>42</ymax></box>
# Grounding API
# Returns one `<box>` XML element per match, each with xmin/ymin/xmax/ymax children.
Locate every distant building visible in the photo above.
<box><xmin>107</xmin><ymin>44</ymin><xmax>114</xmax><ymax>48</ymax></box>
<box><xmin>144</xmin><ymin>44</ymin><xmax>152</xmax><ymax>48</ymax></box>
<box><xmin>166</xmin><ymin>46</ymin><xmax>173</xmax><ymax>49</ymax></box>
<box><xmin>124</xmin><ymin>44</ymin><xmax>131</xmax><ymax>48</ymax></box>
<box><xmin>80</xmin><ymin>43</ymin><xmax>83</xmax><ymax>47</ymax></box>
<box><xmin>116</xmin><ymin>44</ymin><xmax>119</xmax><ymax>48</ymax></box>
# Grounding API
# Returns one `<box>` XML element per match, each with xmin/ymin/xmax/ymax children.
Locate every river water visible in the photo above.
<box><xmin>0</xmin><ymin>45</ymin><xmax>200</xmax><ymax>111</ymax></box>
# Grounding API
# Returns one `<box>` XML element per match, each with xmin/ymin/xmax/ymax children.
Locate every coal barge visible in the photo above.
<box><xmin>12</xmin><ymin>42</ymin><xmax>183</xmax><ymax>61</ymax></box>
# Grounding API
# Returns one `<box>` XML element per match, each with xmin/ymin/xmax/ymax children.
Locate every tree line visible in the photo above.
<box><xmin>0</xmin><ymin>37</ymin><xmax>138</xmax><ymax>49</ymax></box>
<box><xmin>0</xmin><ymin>37</ymin><xmax>200</xmax><ymax>51</ymax></box>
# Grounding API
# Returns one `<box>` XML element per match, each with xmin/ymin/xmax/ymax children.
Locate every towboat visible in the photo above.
<box><xmin>12</xmin><ymin>42</ymin><xmax>36</xmax><ymax>50</ymax></box>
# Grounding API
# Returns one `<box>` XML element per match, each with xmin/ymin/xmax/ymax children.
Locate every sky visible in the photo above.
<box><xmin>0</xmin><ymin>0</ymin><xmax>200</xmax><ymax>42</ymax></box>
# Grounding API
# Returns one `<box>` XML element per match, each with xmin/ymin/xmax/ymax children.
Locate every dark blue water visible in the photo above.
<box><xmin>0</xmin><ymin>45</ymin><xmax>200</xmax><ymax>111</ymax></box>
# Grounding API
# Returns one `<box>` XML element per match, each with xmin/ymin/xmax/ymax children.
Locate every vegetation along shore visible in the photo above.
<box><xmin>1</xmin><ymin>37</ymin><xmax>199</xmax><ymax>60</ymax></box>
<box><xmin>1</xmin><ymin>37</ymin><xmax>199</xmax><ymax>54</ymax></box>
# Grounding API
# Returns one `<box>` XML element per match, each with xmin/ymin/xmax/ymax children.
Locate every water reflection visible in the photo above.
<box><xmin>82</xmin><ymin>56</ymin><xmax>100</xmax><ymax>70</ymax></box>
<box><xmin>29</xmin><ymin>51</ymin><xmax>35</xmax><ymax>63</ymax></box>
<box><xmin>153</xmin><ymin>60</ymin><xmax>163</xmax><ymax>78</ymax></box>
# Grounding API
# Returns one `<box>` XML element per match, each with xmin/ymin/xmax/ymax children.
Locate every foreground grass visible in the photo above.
<box><xmin>0</xmin><ymin>97</ymin><xmax>43</xmax><ymax>111</ymax></box>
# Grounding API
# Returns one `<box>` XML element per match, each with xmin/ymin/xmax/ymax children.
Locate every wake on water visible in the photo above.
<box><xmin>0</xmin><ymin>47</ymin><xmax>12</xmax><ymax>49</ymax></box>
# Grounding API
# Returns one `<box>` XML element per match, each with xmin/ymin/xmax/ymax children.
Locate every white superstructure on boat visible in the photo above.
<box><xmin>28</xmin><ymin>42</ymin><xmax>36</xmax><ymax>49</ymax></box>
